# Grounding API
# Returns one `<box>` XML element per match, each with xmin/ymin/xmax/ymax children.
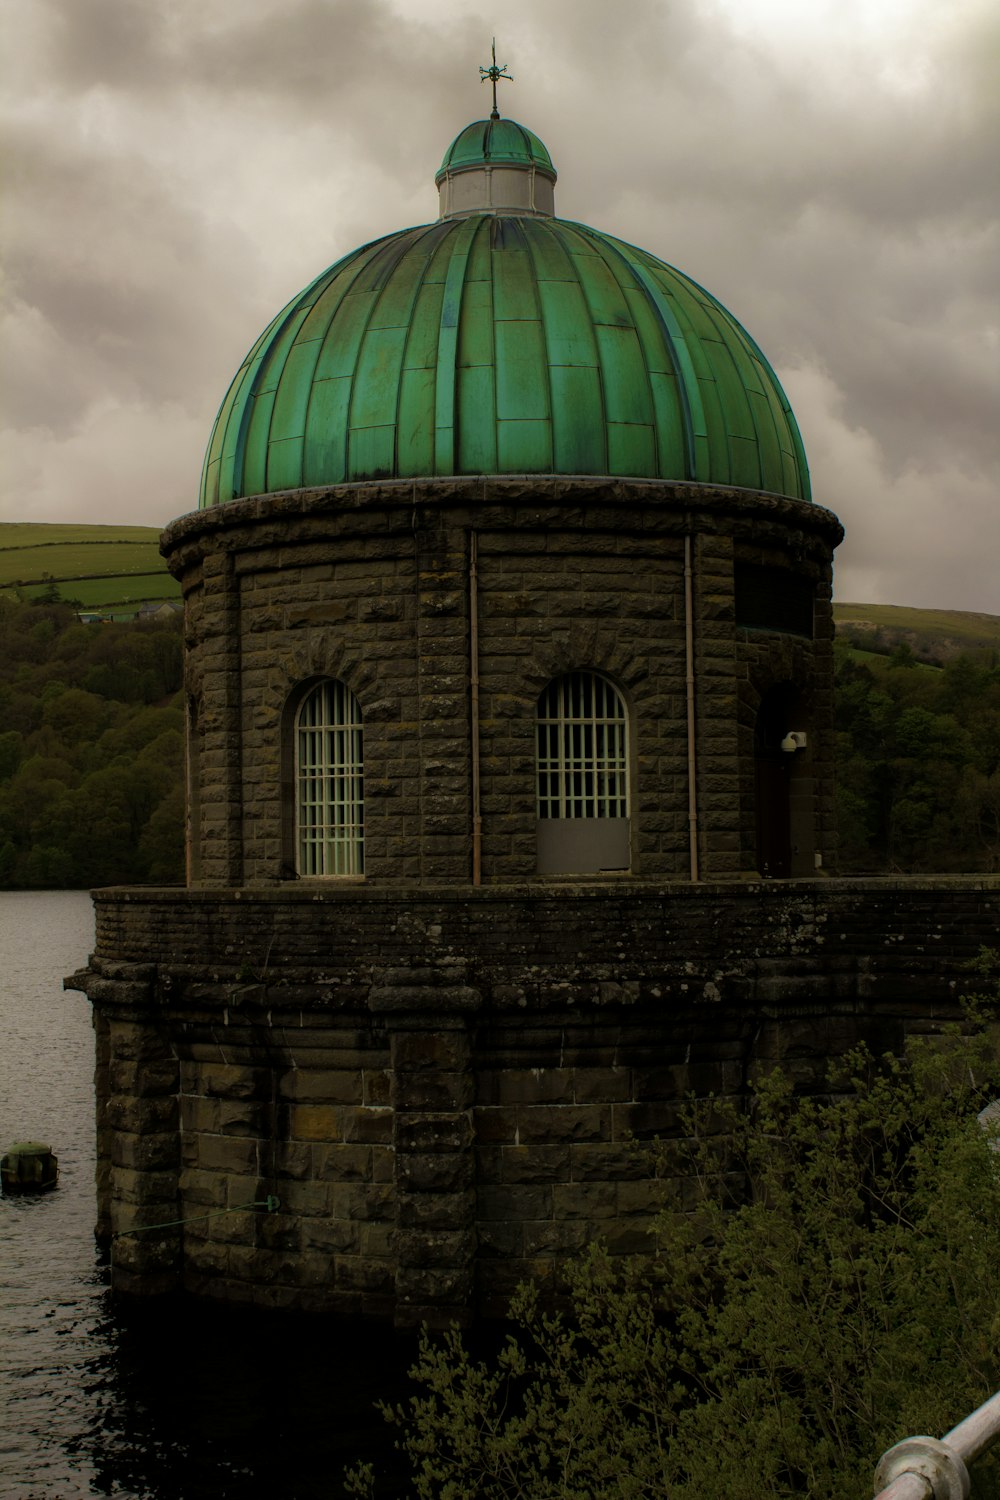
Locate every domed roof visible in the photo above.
<box><xmin>437</xmin><ymin>117</ymin><xmax>556</xmax><ymax>179</ymax></box>
<box><xmin>199</xmin><ymin>120</ymin><xmax>810</xmax><ymax>508</ymax></box>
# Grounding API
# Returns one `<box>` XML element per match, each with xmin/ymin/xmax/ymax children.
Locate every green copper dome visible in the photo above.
<box><xmin>199</xmin><ymin>122</ymin><xmax>810</xmax><ymax>508</ymax></box>
<box><xmin>436</xmin><ymin>117</ymin><xmax>556</xmax><ymax>179</ymax></box>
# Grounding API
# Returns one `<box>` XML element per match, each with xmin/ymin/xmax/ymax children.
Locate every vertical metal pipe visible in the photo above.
<box><xmin>684</xmin><ymin>531</ymin><xmax>700</xmax><ymax>882</ymax></box>
<box><xmin>469</xmin><ymin>530</ymin><xmax>482</xmax><ymax>886</ymax></box>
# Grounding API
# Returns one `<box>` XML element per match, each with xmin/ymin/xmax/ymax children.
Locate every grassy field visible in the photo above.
<box><xmin>0</xmin><ymin>523</ymin><xmax>165</xmax><ymax>549</ymax></box>
<box><xmin>833</xmin><ymin>602</ymin><xmax>1000</xmax><ymax>659</ymax></box>
<box><xmin>0</xmin><ymin>542</ymin><xmax>168</xmax><ymax>586</ymax></box>
<box><xmin>11</xmin><ymin>574</ymin><xmax>181</xmax><ymax>609</ymax></box>
<box><xmin>0</xmin><ymin>523</ymin><xmax>179</xmax><ymax>614</ymax></box>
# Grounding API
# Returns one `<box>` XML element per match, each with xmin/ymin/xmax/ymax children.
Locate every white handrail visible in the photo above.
<box><xmin>873</xmin><ymin>1389</ymin><xmax>1000</xmax><ymax>1499</ymax></box>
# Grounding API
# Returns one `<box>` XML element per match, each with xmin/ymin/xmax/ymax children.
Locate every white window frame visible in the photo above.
<box><xmin>536</xmin><ymin>672</ymin><xmax>629</xmax><ymax>821</ymax></box>
<box><xmin>295</xmin><ymin>680</ymin><xmax>364</xmax><ymax>877</ymax></box>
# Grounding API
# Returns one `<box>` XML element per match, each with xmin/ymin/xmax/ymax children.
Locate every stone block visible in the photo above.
<box><xmin>397</xmin><ymin>1189</ymin><xmax>476</xmax><ymax>1230</ymax></box>
<box><xmin>289</xmin><ymin>1104</ymin><xmax>341</xmax><ymax>1142</ymax></box>
<box><xmin>228</xmin><ymin>1243</ymin><xmax>299</xmax><ymax>1286</ymax></box>
<box><xmin>477</xmin><ymin>1220</ymin><xmax>523</xmax><ymax>1257</ymax></box>
<box><xmin>612</xmin><ymin>1101</ymin><xmax>683</xmax><ymax>1139</ymax></box>
<box><xmin>218</xmin><ymin>1100</ymin><xmax>269</xmax><ymax>1136</ymax></box>
<box><xmin>106</xmin><ymin>1094</ymin><xmax>179</xmax><ymax>1133</ymax></box>
<box><xmin>301</xmin><ymin>1219</ymin><xmax>361</xmax><ymax>1254</ymax></box>
<box><xmin>601</xmin><ymin>1218</ymin><xmax>657</xmax><ymax>1255</ymax></box>
<box><xmin>395</xmin><ymin>1113</ymin><xmax>474</xmax><ymax>1154</ymax></box>
<box><xmin>363</xmin><ymin>1069</ymin><xmax>392</xmax><ymax>1106</ymax></box>
<box><xmin>396</xmin><ymin>1152</ymin><xmax>473</xmax><ymax>1193</ymax></box>
<box><xmin>394</xmin><ymin>1264</ymin><xmax>474</xmax><ymax>1304</ymax></box>
<box><xmin>472</xmin><ymin>1106</ymin><xmax>518</xmax><ymax>1143</ymax></box>
<box><xmin>278</xmin><ymin>1180</ymin><xmax>333</xmax><ymax>1217</ymax></box>
<box><xmin>279</xmin><ymin>1068</ymin><xmax>364</xmax><ymax>1104</ymax></box>
<box><xmin>477</xmin><ymin>1184</ymin><xmax>552</xmax><ymax>1222</ymax></box>
<box><xmin>521</xmin><ymin>1220</ymin><xmax>592</xmax><ymax>1256</ymax></box>
<box><xmin>111</xmin><ymin>1131</ymin><xmax>179</xmax><ymax>1172</ymax></box>
<box><xmin>179</xmin><ymin>1094</ymin><xmax>220</xmax><ymax>1134</ymax></box>
<box><xmin>552</xmin><ymin>1182</ymin><xmax>617</xmax><ymax>1220</ymax></box>
<box><xmin>334</xmin><ymin>1256</ymin><xmax>396</xmax><ymax>1295</ymax></box>
<box><xmin>341</xmin><ymin>1107</ymin><xmax>393</xmax><ymax>1145</ymax></box>
<box><xmin>573</xmin><ymin>1067</ymin><xmax>632</xmax><ymax>1104</ymax></box>
<box><xmin>274</xmin><ymin>1141</ymin><xmax>313</xmax><ymax>1180</ymax></box>
<box><xmin>394</xmin><ymin>1071</ymin><xmax>474</xmax><ymax>1111</ymax></box>
<box><xmin>500</xmin><ymin>1146</ymin><xmax>571</xmax><ymax>1185</ymax></box>
<box><xmin>109</xmin><ymin>1059</ymin><xmax>179</xmax><ymax>1098</ymax></box>
<box><xmin>197</xmin><ymin>1134</ymin><xmax>260</xmax><ymax>1175</ymax></box>
<box><xmin>200</xmin><ymin>1064</ymin><xmax>270</xmax><ymax>1101</ymax></box>
<box><xmin>178</xmin><ymin>1169</ymin><xmax>227</xmax><ymax>1208</ymax></box>
<box><xmin>293</xmin><ymin>1252</ymin><xmax>338</xmax><ymax>1289</ymax></box>
<box><xmin>570</xmin><ymin>1143</ymin><xmax>654</xmax><ymax>1182</ymax></box>
<box><xmin>475</xmin><ymin>1145</ymin><xmax>503</xmax><ymax>1183</ymax></box>
<box><xmin>195</xmin><ymin>1208</ymin><xmax>256</xmax><ymax>1246</ymax></box>
<box><xmin>492</xmin><ymin>1068</ymin><xmax>573</xmax><ymax>1105</ymax></box>
<box><xmin>360</xmin><ymin>1222</ymin><xmax>395</xmax><ymax>1259</ymax></box>
<box><xmin>516</xmin><ymin>1105</ymin><xmax>611</xmax><ymax>1145</ymax></box>
<box><xmin>186</xmin><ymin>1239</ymin><xmax>230</xmax><ymax>1278</ymax></box>
<box><xmin>617</xmin><ymin>1179</ymin><xmax>665</xmax><ymax>1216</ymax></box>
<box><xmin>395</xmin><ymin>1228</ymin><xmax>472</xmax><ymax>1268</ymax></box>
<box><xmin>109</xmin><ymin>1197</ymin><xmax>178</xmax><ymax>1243</ymax></box>
<box><xmin>330</xmin><ymin>1183</ymin><xmax>394</xmax><ymax>1222</ymax></box>
<box><xmin>107</xmin><ymin>1023</ymin><xmax>174</xmax><ymax>1064</ymax></box>
<box><xmin>312</xmin><ymin>1143</ymin><xmax>373</xmax><ymax>1183</ymax></box>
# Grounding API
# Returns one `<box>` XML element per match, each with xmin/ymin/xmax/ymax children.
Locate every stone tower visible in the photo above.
<box><xmin>71</xmin><ymin>105</ymin><xmax>995</xmax><ymax>1329</ymax></box>
<box><xmin>179</xmin><ymin>111</ymin><xmax>843</xmax><ymax>888</ymax></box>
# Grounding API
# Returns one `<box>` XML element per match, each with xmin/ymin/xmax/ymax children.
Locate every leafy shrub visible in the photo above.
<box><xmin>350</xmin><ymin>957</ymin><xmax>1000</xmax><ymax>1499</ymax></box>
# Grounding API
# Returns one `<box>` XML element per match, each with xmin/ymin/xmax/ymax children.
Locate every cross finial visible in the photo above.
<box><xmin>479</xmin><ymin>39</ymin><xmax>512</xmax><ymax>120</ymax></box>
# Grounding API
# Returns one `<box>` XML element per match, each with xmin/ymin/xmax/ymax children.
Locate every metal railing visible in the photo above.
<box><xmin>874</xmin><ymin>1389</ymin><xmax>1000</xmax><ymax>1498</ymax></box>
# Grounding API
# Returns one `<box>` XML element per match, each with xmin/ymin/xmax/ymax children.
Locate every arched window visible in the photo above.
<box><xmin>295</xmin><ymin>680</ymin><xmax>364</xmax><ymax>877</ymax></box>
<box><xmin>536</xmin><ymin>671</ymin><xmax>630</xmax><ymax>874</ymax></box>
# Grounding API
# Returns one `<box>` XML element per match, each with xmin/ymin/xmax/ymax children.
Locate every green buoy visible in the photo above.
<box><xmin>1</xmin><ymin>1141</ymin><xmax>59</xmax><ymax>1193</ymax></box>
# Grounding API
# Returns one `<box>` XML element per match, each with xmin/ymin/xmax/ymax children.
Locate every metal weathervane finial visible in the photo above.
<box><xmin>480</xmin><ymin>38</ymin><xmax>512</xmax><ymax>119</ymax></box>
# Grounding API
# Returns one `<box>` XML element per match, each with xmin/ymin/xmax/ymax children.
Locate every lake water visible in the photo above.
<box><xmin>0</xmin><ymin>891</ymin><xmax>412</xmax><ymax>1499</ymax></box>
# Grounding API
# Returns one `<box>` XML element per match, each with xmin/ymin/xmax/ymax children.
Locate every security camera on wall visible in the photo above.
<box><xmin>781</xmin><ymin>731</ymin><xmax>808</xmax><ymax>753</ymax></box>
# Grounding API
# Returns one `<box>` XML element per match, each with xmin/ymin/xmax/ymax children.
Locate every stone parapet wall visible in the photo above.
<box><xmin>69</xmin><ymin>878</ymin><xmax>999</xmax><ymax>1324</ymax></box>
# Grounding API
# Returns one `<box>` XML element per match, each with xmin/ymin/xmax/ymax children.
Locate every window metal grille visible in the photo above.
<box><xmin>536</xmin><ymin>672</ymin><xmax>629</xmax><ymax>820</ymax></box>
<box><xmin>296</xmin><ymin>680</ymin><xmax>364</xmax><ymax>876</ymax></box>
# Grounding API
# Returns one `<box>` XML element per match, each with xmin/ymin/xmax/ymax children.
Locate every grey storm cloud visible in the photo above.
<box><xmin>2</xmin><ymin>0</ymin><xmax>997</xmax><ymax>611</ymax></box>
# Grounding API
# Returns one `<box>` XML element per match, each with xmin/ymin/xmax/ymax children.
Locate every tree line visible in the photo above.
<box><xmin>0</xmin><ymin>598</ymin><xmax>184</xmax><ymax>888</ymax></box>
<box><xmin>835</xmin><ymin>643</ymin><xmax>1000</xmax><ymax>872</ymax></box>
<box><xmin>0</xmin><ymin>597</ymin><xmax>998</xmax><ymax>889</ymax></box>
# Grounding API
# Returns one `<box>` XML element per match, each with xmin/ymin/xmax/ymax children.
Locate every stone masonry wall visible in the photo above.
<box><xmin>69</xmin><ymin>877</ymin><xmax>1000</xmax><ymax>1325</ymax></box>
<box><xmin>163</xmin><ymin>478</ymin><xmax>842</xmax><ymax>888</ymax></box>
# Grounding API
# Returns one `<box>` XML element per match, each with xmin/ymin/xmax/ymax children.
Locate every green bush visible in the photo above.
<box><xmin>351</xmin><ymin>956</ymin><xmax>1000</xmax><ymax>1499</ymax></box>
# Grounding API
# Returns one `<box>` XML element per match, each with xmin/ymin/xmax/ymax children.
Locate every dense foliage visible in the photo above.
<box><xmin>0</xmin><ymin>598</ymin><xmax>184</xmax><ymax>887</ymax></box>
<box><xmin>835</xmin><ymin>644</ymin><xmax>1000</xmax><ymax>872</ymax></box>
<box><xmin>351</xmin><ymin>957</ymin><xmax>1000</xmax><ymax>1499</ymax></box>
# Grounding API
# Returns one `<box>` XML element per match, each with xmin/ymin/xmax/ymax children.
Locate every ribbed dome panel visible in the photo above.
<box><xmin>200</xmin><ymin>214</ymin><xmax>810</xmax><ymax>508</ymax></box>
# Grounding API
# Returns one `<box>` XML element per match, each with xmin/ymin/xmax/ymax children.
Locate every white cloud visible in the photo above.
<box><xmin>783</xmin><ymin>361</ymin><xmax>998</xmax><ymax>610</ymax></box>
<box><xmin>0</xmin><ymin>397</ymin><xmax>206</xmax><ymax>527</ymax></box>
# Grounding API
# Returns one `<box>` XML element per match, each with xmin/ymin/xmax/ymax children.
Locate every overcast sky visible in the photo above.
<box><xmin>3</xmin><ymin>0</ymin><xmax>998</xmax><ymax>611</ymax></box>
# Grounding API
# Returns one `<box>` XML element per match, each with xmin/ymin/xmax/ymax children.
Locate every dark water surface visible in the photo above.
<box><xmin>0</xmin><ymin>892</ymin><xmax>412</xmax><ymax>1499</ymax></box>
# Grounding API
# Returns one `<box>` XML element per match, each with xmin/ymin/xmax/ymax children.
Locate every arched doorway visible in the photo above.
<box><xmin>754</xmin><ymin>685</ymin><xmax>812</xmax><ymax>879</ymax></box>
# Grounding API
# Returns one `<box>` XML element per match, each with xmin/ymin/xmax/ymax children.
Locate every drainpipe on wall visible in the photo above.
<box><xmin>684</xmin><ymin>530</ymin><xmax>700</xmax><ymax>882</ymax></box>
<box><xmin>469</xmin><ymin>530</ymin><xmax>482</xmax><ymax>886</ymax></box>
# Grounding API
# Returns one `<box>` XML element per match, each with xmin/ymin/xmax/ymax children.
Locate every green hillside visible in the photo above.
<box><xmin>0</xmin><ymin>522</ymin><xmax>180</xmax><ymax>616</ymax></box>
<box><xmin>833</xmin><ymin>602</ymin><xmax>1000</xmax><ymax>664</ymax></box>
